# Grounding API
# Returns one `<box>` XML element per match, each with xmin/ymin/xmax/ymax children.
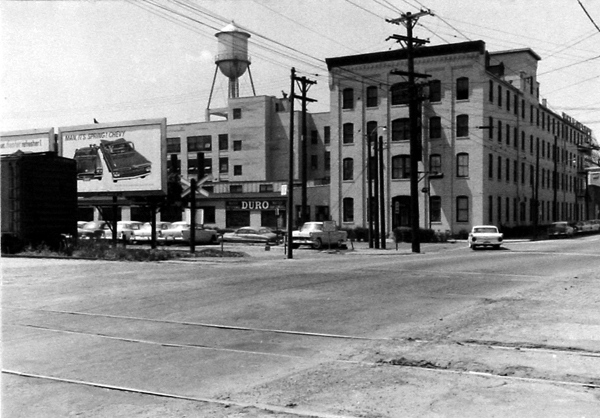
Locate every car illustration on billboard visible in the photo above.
<box><xmin>99</xmin><ymin>138</ymin><xmax>151</xmax><ymax>182</ymax></box>
<box><xmin>59</xmin><ymin>119</ymin><xmax>166</xmax><ymax>195</ymax></box>
<box><xmin>73</xmin><ymin>145</ymin><xmax>103</xmax><ymax>181</ymax></box>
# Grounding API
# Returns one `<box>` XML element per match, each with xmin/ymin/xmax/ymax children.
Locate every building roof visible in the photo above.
<box><xmin>325</xmin><ymin>40</ymin><xmax>486</xmax><ymax>69</ymax></box>
<box><xmin>489</xmin><ymin>48</ymin><xmax>541</xmax><ymax>61</ymax></box>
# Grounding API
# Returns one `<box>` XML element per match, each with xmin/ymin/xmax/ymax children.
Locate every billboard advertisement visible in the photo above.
<box><xmin>0</xmin><ymin>128</ymin><xmax>55</xmax><ymax>155</ymax></box>
<box><xmin>59</xmin><ymin>119</ymin><xmax>166</xmax><ymax>195</ymax></box>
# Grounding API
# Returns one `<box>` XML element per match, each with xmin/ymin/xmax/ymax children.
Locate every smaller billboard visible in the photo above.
<box><xmin>0</xmin><ymin>128</ymin><xmax>55</xmax><ymax>155</ymax></box>
<box><xmin>59</xmin><ymin>119</ymin><xmax>166</xmax><ymax>195</ymax></box>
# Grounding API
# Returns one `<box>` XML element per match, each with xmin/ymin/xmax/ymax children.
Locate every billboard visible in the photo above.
<box><xmin>0</xmin><ymin>128</ymin><xmax>55</xmax><ymax>155</ymax></box>
<box><xmin>59</xmin><ymin>119</ymin><xmax>166</xmax><ymax>195</ymax></box>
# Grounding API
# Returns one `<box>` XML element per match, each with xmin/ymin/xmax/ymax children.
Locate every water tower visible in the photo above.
<box><xmin>206</xmin><ymin>21</ymin><xmax>256</xmax><ymax>120</ymax></box>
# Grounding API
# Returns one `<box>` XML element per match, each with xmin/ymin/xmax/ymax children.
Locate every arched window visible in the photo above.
<box><xmin>456</xmin><ymin>77</ymin><xmax>469</xmax><ymax>100</ymax></box>
<box><xmin>429</xmin><ymin>154</ymin><xmax>442</xmax><ymax>175</ymax></box>
<box><xmin>342</xmin><ymin>158</ymin><xmax>354</xmax><ymax>181</ymax></box>
<box><xmin>343</xmin><ymin>197</ymin><xmax>354</xmax><ymax>222</ymax></box>
<box><xmin>456</xmin><ymin>114</ymin><xmax>469</xmax><ymax>137</ymax></box>
<box><xmin>429</xmin><ymin>116</ymin><xmax>442</xmax><ymax>139</ymax></box>
<box><xmin>392</xmin><ymin>154</ymin><xmax>410</xmax><ymax>179</ymax></box>
<box><xmin>342</xmin><ymin>88</ymin><xmax>354</xmax><ymax>109</ymax></box>
<box><xmin>456</xmin><ymin>196</ymin><xmax>469</xmax><ymax>222</ymax></box>
<box><xmin>429</xmin><ymin>80</ymin><xmax>441</xmax><ymax>102</ymax></box>
<box><xmin>390</xmin><ymin>82</ymin><xmax>410</xmax><ymax>105</ymax></box>
<box><xmin>391</xmin><ymin>118</ymin><xmax>410</xmax><ymax>141</ymax></box>
<box><xmin>366</xmin><ymin>86</ymin><xmax>378</xmax><ymax>107</ymax></box>
<box><xmin>343</xmin><ymin>123</ymin><xmax>354</xmax><ymax>144</ymax></box>
<box><xmin>456</xmin><ymin>153</ymin><xmax>469</xmax><ymax>177</ymax></box>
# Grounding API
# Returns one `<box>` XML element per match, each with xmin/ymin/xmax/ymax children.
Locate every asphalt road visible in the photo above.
<box><xmin>3</xmin><ymin>235</ymin><xmax>600</xmax><ymax>417</ymax></box>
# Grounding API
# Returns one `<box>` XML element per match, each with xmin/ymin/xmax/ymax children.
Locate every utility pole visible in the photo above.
<box><xmin>287</xmin><ymin>68</ymin><xmax>296</xmax><ymax>259</ymax></box>
<box><xmin>378</xmin><ymin>134</ymin><xmax>386</xmax><ymax>249</ymax></box>
<box><xmin>292</xmin><ymin>73</ymin><xmax>317</xmax><ymax>226</ymax></box>
<box><xmin>388</xmin><ymin>9</ymin><xmax>433</xmax><ymax>254</ymax></box>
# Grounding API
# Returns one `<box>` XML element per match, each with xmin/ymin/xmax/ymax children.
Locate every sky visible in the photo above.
<box><xmin>1</xmin><ymin>0</ymin><xmax>599</xmax><ymax>139</ymax></box>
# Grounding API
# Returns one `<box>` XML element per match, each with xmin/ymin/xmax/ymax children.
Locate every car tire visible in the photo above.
<box><xmin>312</xmin><ymin>238</ymin><xmax>323</xmax><ymax>250</ymax></box>
<box><xmin>471</xmin><ymin>245</ymin><xmax>478</xmax><ymax>250</ymax></box>
<box><xmin>292</xmin><ymin>243</ymin><xmax>300</xmax><ymax>249</ymax></box>
<box><xmin>494</xmin><ymin>245</ymin><xmax>500</xmax><ymax>250</ymax></box>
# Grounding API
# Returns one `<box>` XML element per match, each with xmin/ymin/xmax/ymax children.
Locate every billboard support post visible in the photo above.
<box><xmin>190</xmin><ymin>178</ymin><xmax>197</xmax><ymax>254</ymax></box>
<box><xmin>112</xmin><ymin>195</ymin><xmax>118</xmax><ymax>247</ymax></box>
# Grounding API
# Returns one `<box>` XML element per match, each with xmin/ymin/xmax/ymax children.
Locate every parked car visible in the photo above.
<box><xmin>162</xmin><ymin>221</ymin><xmax>218</xmax><ymax>244</ymax></box>
<box><xmin>103</xmin><ymin>221</ymin><xmax>144</xmax><ymax>242</ymax></box>
<box><xmin>131</xmin><ymin>222</ymin><xmax>172</xmax><ymax>243</ymax></box>
<box><xmin>468</xmin><ymin>225</ymin><xmax>503</xmax><ymax>250</ymax></box>
<box><xmin>99</xmin><ymin>138</ymin><xmax>151</xmax><ymax>182</ymax></box>
<box><xmin>73</xmin><ymin>145</ymin><xmax>103</xmax><ymax>181</ymax></box>
<box><xmin>219</xmin><ymin>226</ymin><xmax>279</xmax><ymax>244</ymax></box>
<box><xmin>291</xmin><ymin>221</ymin><xmax>348</xmax><ymax>249</ymax></box>
<box><xmin>182</xmin><ymin>225</ymin><xmax>219</xmax><ymax>244</ymax></box>
<box><xmin>78</xmin><ymin>221</ymin><xmax>108</xmax><ymax>240</ymax></box>
<box><xmin>548</xmin><ymin>221</ymin><xmax>575</xmax><ymax>238</ymax></box>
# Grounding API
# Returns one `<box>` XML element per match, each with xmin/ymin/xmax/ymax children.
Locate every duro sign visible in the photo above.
<box><xmin>242</xmin><ymin>201</ymin><xmax>270</xmax><ymax>210</ymax></box>
<box><xmin>227</xmin><ymin>200</ymin><xmax>285</xmax><ymax>210</ymax></box>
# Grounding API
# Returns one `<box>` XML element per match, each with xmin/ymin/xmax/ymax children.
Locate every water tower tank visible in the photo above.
<box><xmin>215</xmin><ymin>22</ymin><xmax>251</xmax><ymax>98</ymax></box>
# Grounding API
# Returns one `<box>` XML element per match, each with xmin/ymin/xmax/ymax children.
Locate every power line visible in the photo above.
<box><xmin>577</xmin><ymin>0</ymin><xmax>600</xmax><ymax>32</ymax></box>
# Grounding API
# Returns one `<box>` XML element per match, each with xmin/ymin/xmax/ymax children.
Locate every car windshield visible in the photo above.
<box><xmin>474</xmin><ymin>227</ymin><xmax>497</xmax><ymax>233</ymax></box>
<box><xmin>300</xmin><ymin>223</ymin><xmax>322</xmax><ymax>232</ymax></box>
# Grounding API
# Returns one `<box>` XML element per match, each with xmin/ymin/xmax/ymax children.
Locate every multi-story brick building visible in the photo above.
<box><xmin>325</xmin><ymin>40</ymin><xmax>593</xmax><ymax>235</ymax></box>
<box><xmin>165</xmin><ymin>94</ymin><xmax>332</xmax><ymax>230</ymax></box>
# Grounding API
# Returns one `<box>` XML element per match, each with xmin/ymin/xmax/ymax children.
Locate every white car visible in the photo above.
<box><xmin>468</xmin><ymin>225</ymin><xmax>503</xmax><ymax>250</ymax></box>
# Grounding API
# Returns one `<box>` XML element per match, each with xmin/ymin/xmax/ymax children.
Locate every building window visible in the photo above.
<box><xmin>456</xmin><ymin>114</ymin><xmax>469</xmax><ymax>137</ymax></box>
<box><xmin>506</xmin><ymin>123</ymin><xmax>510</xmax><ymax>145</ymax></box>
<box><xmin>391</xmin><ymin>118</ymin><xmax>410</xmax><ymax>141</ymax></box>
<box><xmin>342</xmin><ymin>158</ymin><xmax>353</xmax><ymax>180</ymax></box>
<box><xmin>342</xmin><ymin>88</ymin><xmax>354</xmax><ymax>109</ymax></box>
<box><xmin>199</xmin><ymin>206</ymin><xmax>216</xmax><ymax>224</ymax></box>
<box><xmin>187</xmin><ymin>135</ymin><xmax>212</xmax><ymax>152</ymax></box>
<box><xmin>456</xmin><ymin>196</ymin><xmax>469</xmax><ymax>222</ymax></box>
<box><xmin>429</xmin><ymin>116</ymin><xmax>441</xmax><ymax>139</ymax></box>
<box><xmin>391</xmin><ymin>82</ymin><xmax>410</xmax><ymax>105</ymax></box>
<box><xmin>506</xmin><ymin>90</ymin><xmax>510</xmax><ymax>111</ymax></box>
<box><xmin>311</xmin><ymin>155</ymin><xmax>318</xmax><ymax>170</ymax></box>
<box><xmin>229</xmin><ymin>185</ymin><xmax>242</xmax><ymax>193</ymax></box>
<box><xmin>218</xmin><ymin>134</ymin><xmax>228</xmax><ymax>151</ymax></box>
<box><xmin>325</xmin><ymin>151</ymin><xmax>330</xmax><ymax>171</ymax></box>
<box><xmin>429</xmin><ymin>80</ymin><xmax>441</xmax><ymax>102</ymax></box>
<box><xmin>429</xmin><ymin>154</ymin><xmax>442</xmax><ymax>175</ymax></box>
<box><xmin>456</xmin><ymin>153</ymin><xmax>469</xmax><ymax>177</ymax></box>
<box><xmin>232</xmin><ymin>108</ymin><xmax>242</xmax><ymax>119</ymax></box>
<box><xmin>324</xmin><ymin>126</ymin><xmax>330</xmax><ymax>144</ymax></box>
<box><xmin>488</xmin><ymin>195</ymin><xmax>493</xmax><ymax>224</ymax></box>
<box><xmin>497</xmin><ymin>156</ymin><xmax>502</xmax><ymax>180</ymax></box>
<box><xmin>430</xmin><ymin>196</ymin><xmax>441</xmax><ymax>223</ymax></box>
<box><xmin>392</xmin><ymin>155</ymin><xmax>410</xmax><ymax>179</ymax></box>
<box><xmin>315</xmin><ymin>205</ymin><xmax>329</xmax><ymax>222</ymax></box>
<box><xmin>366</xmin><ymin>86</ymin><xmax>378</xmax><ymax>107</ymax></box>
<box><xmin>498</xmin><ymin>121</ymin><xmax>502</xmax><ymax>142</ymax></box>
<box><xmin>259</xmin><ymin>184</ymin><xmax>274</xmax><ymax>192</ymax></box>
<box><xmin>513</xmin><ymin>160</ymin><xmax>518</xmax><ymax>183</ymax></box>
<box><xmin>489</xmin><ymin>154</ymin><xmax>494</xmax><ymax>178</ymax></box>
<box><xmin>342</xmin><ymin>123</ymin><xmax>354</xmax><ymax>144</ymax></box>
<box><xmin>219</xmin><ymin>157</ymin><xmax>228</xmax><ymax>174</ymax></box>
<box><xmin>233</xmin><ymin>165</ymin><xmax>242</xmax><ymax>176</ymax></box>
<box><xmin>489</xmin><ymin>80</ymin><xmax>494</xmax><ymax>102</ymax></box>
<box><xmin>456</xmin><ymin>77</ymin><xmax>469</xmax><ymax>100</ymax></box>
<box><xmin>167</xmin><ymin>137</ymin><xmax>181</xmax><ymax>153</ymax></box>
<box><xmin>489</xmin><ymin>117</ymin><xmax>494</xmax><ymax>140</ymax></box>
<box><xmin>506</xmin><ymin>158</ymin><xmax>510</xmax><ymax>182</ymax></box>
<box><xmin>311</xmin><ymin>130</ymin><xmax>318</xmax><ymax>145</ymax></box>
<box><xmin>343</xmin><ymin>197</ymin><xmax>354</xmax><ymax>222</ymax></box>
<box><xmin>498</xmin><ymin>85</ymin><xmax>502</xmax><ymax>107</ymax></box>
<box><xmin>233</xmin><ymin>140</ymin><xmax>242</xmax><ymax>151</ymax></box>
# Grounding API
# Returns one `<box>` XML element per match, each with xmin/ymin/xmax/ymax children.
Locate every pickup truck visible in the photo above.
<box><xmin>291</xmin><ymin>221</ymin><xmax>348</xmax><ymax>249</ymax></box>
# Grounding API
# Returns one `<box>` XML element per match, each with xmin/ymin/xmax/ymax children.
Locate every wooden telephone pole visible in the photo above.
<box><xmin>388</xmin><ymin>10</ymin><xmax>433</xmax><ymax>254</ymax></box>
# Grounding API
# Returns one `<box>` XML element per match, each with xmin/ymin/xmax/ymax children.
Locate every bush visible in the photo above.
<box><xmin>343</xmin><ymin>227</ymin><xmax>369</xmax><ymax>242</ymax></box>
<box><xmin>392</xmin><ymin>227</ymin><xmax>453</xmax><ymax>243</ymax></box>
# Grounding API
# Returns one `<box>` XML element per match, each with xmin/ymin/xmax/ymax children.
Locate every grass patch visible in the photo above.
<box><xmin>17</xmin><ymin>240</ymin><xmax>246</xmax><ymax>261</ymax></box>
